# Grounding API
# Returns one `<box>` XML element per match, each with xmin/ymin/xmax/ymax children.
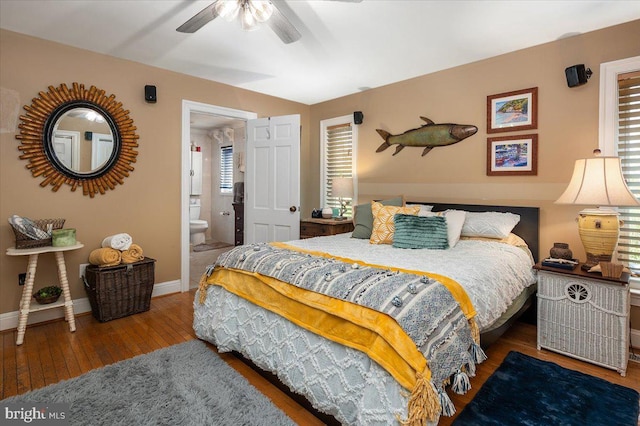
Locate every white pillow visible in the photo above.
<box><xmin>406</xmin><ymin>204</ymin><xmax>434</xmax><ymax>216</ymax></box>
<box><xmin>421</xmin><ymin>209</ymin><xmax>466</xmax><ymax>248</ymax></box>
<box><xmin>461</xmin><ymin>211</ymin><xmax>520</xmax><ymax>239</ymax></box>
<box><xmin>442</xmin><ymin>210</ymin><xmax>466</xmax><ymax>248</ymax></box>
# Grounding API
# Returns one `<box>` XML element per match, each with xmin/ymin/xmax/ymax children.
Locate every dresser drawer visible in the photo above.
<box><xmin>233</xmin><ymin>203</ymin><xmax>244</xmax><ymax>246</ymax></box>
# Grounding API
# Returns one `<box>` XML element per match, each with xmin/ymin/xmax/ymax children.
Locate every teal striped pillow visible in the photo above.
<box><xmin>392</xmin><ymin>214</ymin><xmax>449</xmax><ymax>249</ymax></box>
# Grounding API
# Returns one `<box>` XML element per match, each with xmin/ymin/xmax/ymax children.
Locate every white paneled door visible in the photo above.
<box><xmin>245</xmin><ymin>115</ymin><xmax>300</xmax><ymax>243</ymax></box>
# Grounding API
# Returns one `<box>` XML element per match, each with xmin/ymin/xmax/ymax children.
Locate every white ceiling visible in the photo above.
<box><xmin>1</xmin><ymin>1</ymin><xmax>639</xmax><ymax>105</ymax></box>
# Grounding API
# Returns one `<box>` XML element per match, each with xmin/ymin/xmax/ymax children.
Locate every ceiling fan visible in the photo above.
<box><xmin>176</xmin><ymin>0</ymin><xmax>362</xmax><ymax>44</ymax></box>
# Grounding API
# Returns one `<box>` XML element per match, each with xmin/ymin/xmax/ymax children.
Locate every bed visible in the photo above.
<box><xmin>194</xmin><ymin>202</ymin><xmax>539</xmax><ymax>425</ymax></box>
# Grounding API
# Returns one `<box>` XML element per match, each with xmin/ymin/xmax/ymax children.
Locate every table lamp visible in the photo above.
<box><xmin>331</xmin><ymin>177</ymin><xmax>353</xmax><ymax>220</ymax></box>
<box><xmin>555</xmin><ymin>152</ymin><xmax>640</xmax><ymax>270</ymax></box>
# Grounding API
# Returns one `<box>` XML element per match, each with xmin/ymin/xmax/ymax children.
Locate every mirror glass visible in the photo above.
<box><xmin>51</xmin><ymin>107</ymin><xmax>115</xmax><ymax>174</ymax></box>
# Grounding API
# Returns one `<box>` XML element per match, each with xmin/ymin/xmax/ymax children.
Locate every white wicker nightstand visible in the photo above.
<box><xmin>535</xmin><ymin>263</ymin><xmax>631</xmax><ymax>376</ymax></box>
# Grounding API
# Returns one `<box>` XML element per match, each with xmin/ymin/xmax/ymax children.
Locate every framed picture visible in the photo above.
<box><xmin>487</xmin><ymin>87</ymin><xmax>538</xmax><ymax>133</ymax></box>
<box><xmin>487</xmin><ymin>134</ymin><xmax>538</xmax><ymax>176</ymax></box>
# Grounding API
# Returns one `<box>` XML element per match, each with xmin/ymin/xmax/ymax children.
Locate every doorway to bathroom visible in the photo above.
<box><xmin>180</xmin><ymin>100</ymin><xmax>257</xmax><ymax>291</ymax></box>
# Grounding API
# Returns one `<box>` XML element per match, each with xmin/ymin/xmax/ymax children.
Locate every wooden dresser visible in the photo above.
<box><xmin>233</xmin><ymin>203</ymin><xmax>244</xmax><ymax>246</ymax></box>
<box><xmin>300</xmin><ymin>218</ymin><xmax>354</xmax><ymax>239</ymax></box>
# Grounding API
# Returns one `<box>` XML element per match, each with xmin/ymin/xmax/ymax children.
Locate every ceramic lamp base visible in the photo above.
<box><xmin>577</xmin><ymin>209</ymin><xmax>620</xmax><ymax>270</ymax></box>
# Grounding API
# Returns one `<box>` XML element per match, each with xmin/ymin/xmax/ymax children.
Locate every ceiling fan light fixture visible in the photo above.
<box><xmin>215</xmin><ymin>0</ymin><xmax>241</xmax><ymax>23</ymax></box>
<box><xmin>215</xmin><ymin>0</ymin><xmax>274</xmax><ymax>31</ymax></box>
<box><xmin>251</xmin><ymin>1</ymin><xmax>274</xmax><ymax>22</ymax></box>
<box><xmin>177</xmin><ymin>0</ymin><xmax>302</xmax><ymax>43</ymax></box>
<box><xmin>240</xmin><ymin>6</ymin><xmax>258</xmax><ymax>31</ymax></box>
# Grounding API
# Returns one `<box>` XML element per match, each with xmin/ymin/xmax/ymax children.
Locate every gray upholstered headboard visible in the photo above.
<box><xmin>408</xmin><ymin>202</ymin><xmax>541</xmax><ymax>263</ymax></box>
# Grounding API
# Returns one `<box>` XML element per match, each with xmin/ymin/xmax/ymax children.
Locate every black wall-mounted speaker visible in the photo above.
<box><xmin>565</xmin><ymin>64</ymin><xmax>592</xmax><ymax>88</ymax></box>
<box><xmin>144</xmin><ymin>85</ymin><xmax>157</xmax><ymax>103</ymax></box>
<box><xmin>354</xmin><ymin>111</ymin><xmax>363</xmax><ymax>125</ymax></box>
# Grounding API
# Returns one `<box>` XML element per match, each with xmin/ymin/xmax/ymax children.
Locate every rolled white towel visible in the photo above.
<box><xmin>101</xmin><ymin>233</ymin><xmax>133</xmax><ymax>250</ymax></box>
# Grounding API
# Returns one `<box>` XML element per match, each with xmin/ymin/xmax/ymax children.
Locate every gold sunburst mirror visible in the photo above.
<box><xmin>16</xmin><ymin>82</ymin><xmax>139</xmax><ymax>197</ymax></box>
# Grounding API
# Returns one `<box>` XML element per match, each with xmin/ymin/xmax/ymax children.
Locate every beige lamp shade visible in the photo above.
<box><xmin>331</xmin><ymin>177</ymin><xmax>354</xmax><ymax>199</ymax></box>
<box><xmin>331</xmin><ymin>177</ymin><xmax>353</xmax><ymax>218</ymax></box>
<box><xmin>555</xmin><ymin>156</ymin><xmax>640</xmax><ymax>270</ymax></box>
<box><xmin>554</xmin><ymin>157</ymin><xmax>639</xmax><ymax>207</ymax></box>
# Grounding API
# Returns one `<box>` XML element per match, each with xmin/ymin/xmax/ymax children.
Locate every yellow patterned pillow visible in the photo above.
<box><xmin>370</xmin><ymin>201</ymin><xmax>420</xmax><ymax>244</ymax></box>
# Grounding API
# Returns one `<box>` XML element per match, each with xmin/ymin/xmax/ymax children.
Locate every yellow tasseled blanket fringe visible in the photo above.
<box><xmin>199</xmin><ymin>242</ymin><xmax>480</xmax><ymax>425</ymax></box>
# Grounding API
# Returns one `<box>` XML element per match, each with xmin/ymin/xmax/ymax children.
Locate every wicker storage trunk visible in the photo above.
<box><xmin>84</xmin><ymin>257</ymin><xmax>155</xmax><ymax>322</ymax></box>
<box><xmin>537</xmin><ymin>269</ymin><xmax>630</xmax><ymax>375</ymax></box>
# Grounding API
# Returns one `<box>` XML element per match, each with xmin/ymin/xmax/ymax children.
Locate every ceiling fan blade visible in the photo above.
<box><xmin>267</xmin><ymin>4</ymin><xmax>301</xmax><ymax>44</ymax></box>
<box><xmin>176</xmin><ymin>2</ymin><xmax>219</xmax><ymax>33</ymax></box>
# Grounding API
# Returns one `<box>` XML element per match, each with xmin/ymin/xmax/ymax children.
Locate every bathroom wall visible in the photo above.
<box><xmin>233</xmin><ymin>125</ymin><xmax>246</xmax><ymax>187</ymax></box>
<box><xmin>190</xmin><ymin>130</ymin><xmax>213</xmax><ymax>242</ymax></box>
<box><xmin>208</xmin><ymin>126</ymin><xmax>241</xmax><ymax>245</ymax></box>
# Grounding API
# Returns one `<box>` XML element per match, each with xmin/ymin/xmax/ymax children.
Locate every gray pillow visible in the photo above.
<box><xmin>351</xmin><ymin>196</ymin><xmax>403</xmax><ymax>239</ymax></box>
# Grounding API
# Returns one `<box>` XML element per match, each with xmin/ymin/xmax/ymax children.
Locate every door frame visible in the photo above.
<box><xmin>180</xmin><ymin>100</ymin><xmax>257</xmax><ymax>292</ymax></box>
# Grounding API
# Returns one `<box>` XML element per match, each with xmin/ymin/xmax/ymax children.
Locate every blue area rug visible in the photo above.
<box><xmin>453</xmin><ymin>351</ymin><xmax>639</xmax><ymax>426</ymax></box>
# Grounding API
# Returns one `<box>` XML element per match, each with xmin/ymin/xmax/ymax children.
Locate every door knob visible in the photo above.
<box><xmin>289</xmin><ymin>206</ymin><xmax>297</xmax><ymax>212</ymax></box>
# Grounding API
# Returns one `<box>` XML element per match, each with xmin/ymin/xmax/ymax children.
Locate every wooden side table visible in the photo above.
<box><xmin>300</xmin><ymin>218</ymin><xmax>354</xmax><ymax>239</ymax></box>
<box><xmin>6</xmin><ymin>242</ymin><xmax>84</xmax><ymax>345</ymax></box>
<box><xmin>534</xmin><ymin>262</ymin><xmax>630</xmax><ymax>376</ymax></box>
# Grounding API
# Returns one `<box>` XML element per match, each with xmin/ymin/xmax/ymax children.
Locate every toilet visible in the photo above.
<box><xmin>189</xmin><ymin>199</ymin><xmax>208</xmax><ymax>246</ymax></box>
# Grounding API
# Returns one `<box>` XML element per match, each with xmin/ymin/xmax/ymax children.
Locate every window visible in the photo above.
<box><xmin>600</xmin><ymin>57</ymin><xmax>640</xmax><ymax>291</ymax></box>
<box><xmin>220</xmin><ymin>145</ymin><xmax>233</xmax><ymax>194</ymax></box>
<box><xmin>320</xmin><ymin>116</ymin><xmax>357</xmax><ymax>216</ymax></box>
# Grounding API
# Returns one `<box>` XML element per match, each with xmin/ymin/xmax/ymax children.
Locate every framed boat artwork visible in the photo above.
<box><xmin>487</xmin><ymin>134</ymin><xmax>538</xmax><ymax>176</ymax></box>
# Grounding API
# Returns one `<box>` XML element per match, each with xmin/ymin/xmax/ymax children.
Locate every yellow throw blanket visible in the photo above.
<box><xmin>121</xmin><ymin>243</ymin><xmax>144</xmax><ymax>264</ymax></box>
<box><xmin>88</xmin><ymin>247</ymin><xmax>121</xmax><ymax>267</ymax></box>
<box><xmin>200</xmin><ymin>243</ymin><xmax>482</xmax><ymax>425</ymax></box>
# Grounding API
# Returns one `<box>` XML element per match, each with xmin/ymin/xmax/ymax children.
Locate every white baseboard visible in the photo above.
<box><xmin>0</xmin><ymin>279</ymin><xmax>182</xmax><ymax>332</ymax></box>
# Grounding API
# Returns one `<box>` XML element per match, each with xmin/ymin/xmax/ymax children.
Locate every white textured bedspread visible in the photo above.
<box><xmin>286</xmin><ymin>233</ymin><xmax>536</xmax><ymax>331</ymax></box>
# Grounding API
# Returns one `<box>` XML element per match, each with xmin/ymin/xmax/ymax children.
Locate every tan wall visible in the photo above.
<box><xmin>0</xmin><ymin>30</ymin><xmax>310</xmax><ymax>315</ymax></box>
<box><xmin>308</xmin><ymin>20</ymin><xmax>640</xmax><ymax>327</ymax></box>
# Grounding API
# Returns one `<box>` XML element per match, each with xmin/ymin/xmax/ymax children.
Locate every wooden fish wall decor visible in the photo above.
<box><xmin>376</xmin><ymin>117</ymin><xmax>478</xmax><ymax>157</ymax></box>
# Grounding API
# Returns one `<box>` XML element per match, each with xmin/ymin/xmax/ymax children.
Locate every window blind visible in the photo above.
<box><xmin>219</xmin><ymin>145</ymin><xmax>233</xmax><ymax>193</ymax></box>
<box><xmin>615</xmin><ymin>71</ymin><xmax>640</xmax><ymax>271</ymax></box>
<box><xmin>324</xmin><ymin>122</ymin><xmax>353</xmax><ymax>215</ymax></box>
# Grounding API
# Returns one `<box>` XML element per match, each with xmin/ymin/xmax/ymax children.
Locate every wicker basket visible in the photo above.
<box><xmin>599</xmin><ymin>261</ymin><xmax>624</xmax><ymax>279</ymax></box>
<box><xmin>84</xmin><ymin>257</ymin><xmax>155</xmax><ymax>322</ymax></box>
<box><xmin>11</xmin><ymin>218</ymin><xmax>65</xmax><ymax>249</ymax></box>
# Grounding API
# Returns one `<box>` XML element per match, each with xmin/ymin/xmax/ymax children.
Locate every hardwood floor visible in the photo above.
<box><xmin>2</xmin><ymin>290</ymin><xmax>639</xmax><ymax>425</ymax></box>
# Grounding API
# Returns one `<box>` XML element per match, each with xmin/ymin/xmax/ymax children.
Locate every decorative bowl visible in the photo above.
<box><xmin>33</xmin><ymin>286</ymin><xmax>62</xmax><ymax>304</ymax></box>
